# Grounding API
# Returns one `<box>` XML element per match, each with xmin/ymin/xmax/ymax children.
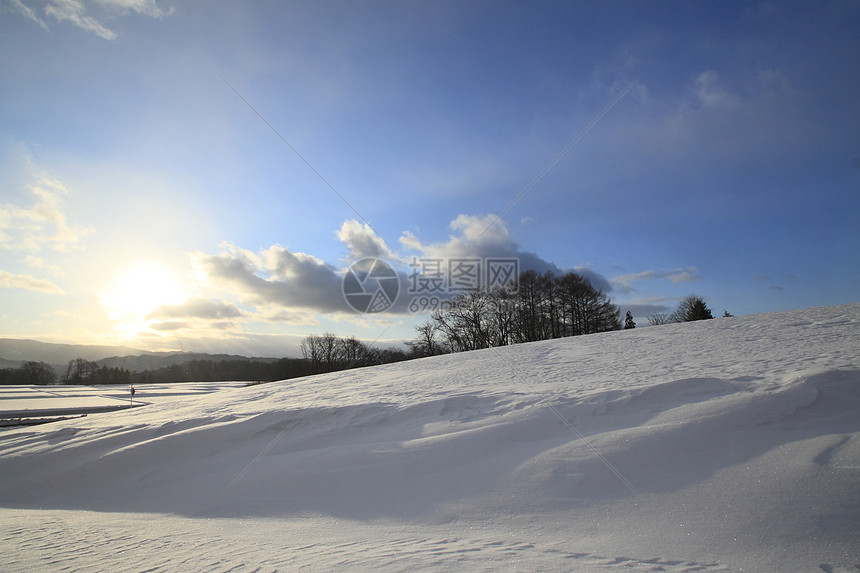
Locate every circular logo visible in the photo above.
<box><xmin>343</xmin><ymin>258</ymin><xmax>399</xmax><ymax>313</ymax></box>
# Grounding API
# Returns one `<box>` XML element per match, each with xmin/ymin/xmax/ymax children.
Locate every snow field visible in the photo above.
<box><xmin>1</xmin><ymin>304</ymin><xmax>858</xmax><ymax>571</ymax></box>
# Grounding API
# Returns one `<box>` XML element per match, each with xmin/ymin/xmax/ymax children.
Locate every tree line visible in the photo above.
<box><xmin>130</xmin><ymin>358</ymin><xmax>316</xmax><ymax>384</ymax></box>
<box><xmin>299</xmin><ymin>333</ymin><xmax>409</xmax><ymax>374</ymax></box>
<box><xmin>0</xmin><ymin>357</ymin><xmax>317</xmax><ymax>385</ymax></box>
<box><xmin>0</xmin><ymin>345</ymin><xmax>414</xmax><ymax>385</ymax></box>
<box><xmin>0</xmin><ymin>361</ymin><xmax>59</xmax><ymax>385</ymax></box>
<box><xmin>408</xmin><ymin>269</ymin><xmax>622</xmax><ymax>356</ymax></box>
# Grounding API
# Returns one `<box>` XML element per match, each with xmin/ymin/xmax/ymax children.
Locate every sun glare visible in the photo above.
<box><xmin>100</xmin><ymin>261</ymin><xmax>188</xmax><ymax>323</ymax></box>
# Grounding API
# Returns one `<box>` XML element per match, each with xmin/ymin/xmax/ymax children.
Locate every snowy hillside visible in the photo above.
<box><xmin>1</xmin><ymin>304</ymin><xmax>859</xmax><ymax>572</ymax></box>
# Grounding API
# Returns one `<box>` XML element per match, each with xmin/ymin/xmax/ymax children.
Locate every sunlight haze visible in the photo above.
<box><xmin>1</xmin><ymin>0</ymin><xmax>857</xmax><ymax>356</ymax></box>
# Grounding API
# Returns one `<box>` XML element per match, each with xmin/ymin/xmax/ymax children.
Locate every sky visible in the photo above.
<box><xmin>1</xmin><ymin>0</ymin><xmax>858</xmax><ymax>357</ymax></box>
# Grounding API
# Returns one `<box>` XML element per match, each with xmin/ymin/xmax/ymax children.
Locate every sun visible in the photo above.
<box><xmin>100</xmin><ymin>261</ymin><xmax>189</xmax><ymax>322</ymax></box>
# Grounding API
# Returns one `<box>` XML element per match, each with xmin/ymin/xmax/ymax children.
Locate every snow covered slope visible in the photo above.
<box><xmin>2</xmin><ymin>304</ymin><xmax>859</xmax><ymax>572</ymax></box>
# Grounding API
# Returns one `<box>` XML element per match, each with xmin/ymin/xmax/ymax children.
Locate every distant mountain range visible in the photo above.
<box><xmin>0</xmin><ymin>338</ymin><xmax>275</xmax><ymax>373</ymax></box>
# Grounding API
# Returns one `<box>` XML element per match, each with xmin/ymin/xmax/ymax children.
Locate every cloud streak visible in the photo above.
<box><xmin>611</xmin><ymin>267</ymin><xmax>701</xmax><ymax>295</ymax></box>
<box><xmin>0</xmin><ymin>177</ymin><xmax>93</xmax><ymax>253</ymax></box>
<box><xmin>11</xmin><ymin>0</ymin><xmax>173</xmax><ymax>40</ymax></box>
<box><xmin>45</xmin><ymin>0</ymin><xmax>117</xmax><ymax>39</ymax></box>
<box><xmin>694</xmin><ymin>71</ymin><xmax>739</xmax><ymax>111</ymax></box>
<box><xmin>0</xmin><ymin>270</ymin><xmax>64</xmax><ymax>294</ymax></box>
<box><xmin>8</xmin><ymin>0</ymin><xmax>49</xmax><ymax>28</ymax></box>
<box><xmin>146</xmin><ymin>297</ymin><xmax>243</xmax><ymax>321</ymax></box>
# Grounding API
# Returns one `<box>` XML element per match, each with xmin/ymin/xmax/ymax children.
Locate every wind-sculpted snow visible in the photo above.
<box><xmin>1</xmin><ymin>304</ymin><xmax>859</xmax><ymax>571</ymax></box>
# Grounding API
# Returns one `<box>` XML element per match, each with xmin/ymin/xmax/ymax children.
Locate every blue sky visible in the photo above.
<box><xmin>1</xmin><ymin>0</ymin><xmax>858</xmax><ymax>356</ymax></box>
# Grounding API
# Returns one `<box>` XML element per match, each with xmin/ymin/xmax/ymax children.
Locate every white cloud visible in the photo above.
<box><xmin>694</xmin><ymin>71</ymin><xmax>739</xmax><ymax>110</ymax></box>
<box><xmin>13</xmin><ymin>0</ymin><xmax>173</xmax><ymax>39</ymax></box>
<box><xmin>399</xmin><ymin>214</ymin><xmax>518</xmax><ymax>260</ymax></box>
<box><xmin>189</xmin><ymin>215</ymin><xmax>617</xmax><ymax>321</ymax></box>
<box><xmin>45</xmin><ymin>0</ymin><xmax>117</xmax><ymax>39</ymax></box>
<box><xmin>23</xmin><ymin>255</ymin><xmax>62</xmax><ymax>275</ymax></box>
<box><xmin>0</xmin><ymin>176</ymin><xmax>93</xmax><ymax>253</ymax></box>
<box><xmin>0</xmin><ymin>270</ymin><xmax>64</xmax><ymax>294</ymax></box>
<box><xmin>141</xmin><ymin>298</ymin><xmax>246</xmax><ymax>336</ymax></box>
<box><xmin>149</xmin><ymin>320</ymin><xmax>189</xmax><ymax>331</ymax></box>
<box><xmin>450</xmin><ymin>214</ymin><xmax>513</xmax><ymax>247</ymax></box>
<box><xmin>95</xmin><ymin>0</ymin><xmax>173</xmax><ymax>18</ymax></box>
<box><xmin>8</xmin><ymin>0</ymin><xmax>49</xmax><ymax>28</ymax></box>
<box><xmin>636</xmin><ymin>67</ymin><xmax>817</xmax><ymax>168</ymax></box>
<box><xmin>398</xmin><ymin>230</ymin><xmax>422</xmax><ymax>252</ymax></box>
<box><xmin>260</xmin><ymin>309</ymin><xmax>321</xmax><ymax>326</ymax></box>
<box><xmin>190</xmin><ymin>243</ymin><xmax>346</xmax><ymax>316</ymax></box>
<box><xmin>611</xmin><ymin>267</ymin><xmax>701</xmax><ymax>295</ymax></box>
<box><xmin>667</xmin><ymin>269</ymin><xmax>700</xmax><ymax>284</ymax></box>
<box><xmin>399</xmin><ymin>214</ymin><xmax>549</xmax><ymax>273</ymax></box>
<box><xmin>398</xmin><ymin>214</ymin><xmax>613</xmax><ymax>293</ymax></box>
<box><xmin>336</xmin><ymin>220</ymin><xmax>396</xmax><ymax>262</ymax></box>
<box><xmin>146</xmin><ymin>297</ymin><xmax>243</xmax><ymax>321</ymax></box>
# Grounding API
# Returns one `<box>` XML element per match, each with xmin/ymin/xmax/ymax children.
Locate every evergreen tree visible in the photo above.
<box><xmin>624</xmin><ymin>311</ymin><xmax>636</xmax><ymax>329</ymax></box>
<box><xmin>670</xmin><ymin>295</ymin><xmax>714</xmax><ymax>322</ymax></box>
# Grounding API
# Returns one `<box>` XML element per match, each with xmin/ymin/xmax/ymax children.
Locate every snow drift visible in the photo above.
<box><xmin>1</xmin><ymin>304</ymin><xmax>859</xmax><ymax>572</ymax></box>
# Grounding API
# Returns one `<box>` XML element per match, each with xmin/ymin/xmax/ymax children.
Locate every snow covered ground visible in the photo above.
<box><xmin>0</xmin><ymin>382</ymin><xmax>249</xmax><ymax>418</ymax></box>
<box><xmin>1</xmin><ymin>304</ymin><xmax>858</xmax><ymax>572</ymax></box>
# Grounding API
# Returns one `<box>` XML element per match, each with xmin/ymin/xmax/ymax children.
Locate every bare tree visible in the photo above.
<box><xmin>430</xmin><ymin>289</ymin><xmax>494</xmax><ymax>352</ymax></box>
<box><xmin>487</xmin><ymin>284</ymin><xmax>518</xmax><ymax>346</ymax></box>
<box><xmin>318</xmin><ymin>332</ymin><xmax>341</xmax><ymax>369</ymax></box>
<box><xmin>64</xmin><ymin>358</ymin><xmax>99</xmax><ymax>384</ymax></box>
<box><xmin>337</xmin><ymin>335</ymin><xmax>375</xmax><ymax>367</ymax></box>
<box><xmin>300</xmin><ymin>335</ymin><xmax>323</xmax><ymax>372</ymax></box>
<box><xmin>538</xmin><ymin>271</ymin><xmax>561</xmax><ymax>339</ymax></box>
<box><xmin>412</xmin><ymin>321</ymin><xmax>444</xmax><ymax>357</ymax></box>
<box><xmin>514</xmin><ymin>270</ymin><xmax>543</xmax><ymax>343</ymax></box>
<box><xmin>555</xmin><ymin>272</ymin><xmax>620</xmax><ymax>335</ymax></box>
<box><xmin>302</xmin><ymin>333</ymin><xmax>382</xmax><ymax>373</ymax></box>
<box><xmin>648</xmin><ymin>313</ymin><xmax>672</xmax><ymax>326</ymax></box>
